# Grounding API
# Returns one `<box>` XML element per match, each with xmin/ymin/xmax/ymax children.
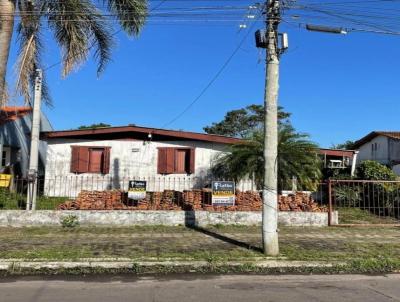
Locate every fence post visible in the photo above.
<box><xmin>328</xmin><ymin>179</ymin><xmax>333</xmax><ymax>226</ymax></box>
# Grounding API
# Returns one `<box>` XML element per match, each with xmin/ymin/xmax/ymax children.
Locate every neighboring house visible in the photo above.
<box><xmin>319</xmin><ymin>148</ymin><xmax>359</xmax><ymax>177</ymax></box>
<box><xmin>41</xmin><ymin>125</ymin><xmax>244</xmax><ymax>196</ymax></box>
<box><xmin>0</xmin><ymin>106</ymin><xmax>52</xmax><ymax>177</ymax></box>
<box><xmin>353</xmin><ymin>131</ymin><xmax>400</xmax><ymax>175</ymax></box>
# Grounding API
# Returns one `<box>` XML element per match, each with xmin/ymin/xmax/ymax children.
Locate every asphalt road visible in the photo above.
<box><xmin>1</xmin><ymin>274</ymin><xmax>400</xmax><ymax>302</ymax></box>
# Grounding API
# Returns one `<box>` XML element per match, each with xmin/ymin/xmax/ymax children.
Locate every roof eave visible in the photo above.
<box><xmin>41</xmin><ymin>126</ymin><xmax>243</xmax><ymax>145</ymax></box>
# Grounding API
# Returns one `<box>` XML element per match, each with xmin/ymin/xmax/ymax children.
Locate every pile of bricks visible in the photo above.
<box><xmin>278</xmin><ymin>192</ymin><xmax>327</xmax><ymax>212</ymax></box>
<box><xmin>57</xmin><ymin>190</ymin><xmax>128</xmax><ymax>210</ymax></box>
<box><xmin>182</xmin><ymin>189</ymin><xmax>204</xmax><ymax>210</ymax></box>
<box><xmin>236</xmin><ymin>191</ymin><xmax>263</xmax><ymax>211</ymax></box>
<box><xmin>57</xmin><ymin>189</ymin><xmax>326</xmax><ymax>212</ymax></box>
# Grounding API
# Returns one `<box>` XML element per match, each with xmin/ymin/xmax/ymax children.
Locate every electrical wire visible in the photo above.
<box><xmin>161</xmin><ymin>14</ymin><xmax>260</xmax><ymax>128</ymax></box>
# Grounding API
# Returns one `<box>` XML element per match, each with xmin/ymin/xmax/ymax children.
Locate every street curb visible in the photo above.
<box><xmin>0</xmin><ymin>259</ymin><xmax>339</xmax><ymax>271</ymax></box>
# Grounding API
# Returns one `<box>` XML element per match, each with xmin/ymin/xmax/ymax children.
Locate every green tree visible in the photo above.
<box><xmin>0</xmin><ymin>0</ymin><xmax>147</xmax><ymax>104</ymax></box>
<box><xmin>356</xmin><ymin>161</ymin><xmax>396</xmax><ymax>181</ymax></box>
<box><xmin>203</xmin><ymin>104</ymin><xmax>290</xmax><ymax>138</ymax></box>
<box><xmin>332</xmin><ymin>140</ymin><xmax>356</xmax><ymax>150</ymax></box>
<box><xmin>78</xmin><ymin>123</ymin><xmax>111</xmax><ymax>130</ymax></box>
<box><xmin>212</xmin><ymin>123</ymin><xmax>322</xmax><ymax>191</ymax></box>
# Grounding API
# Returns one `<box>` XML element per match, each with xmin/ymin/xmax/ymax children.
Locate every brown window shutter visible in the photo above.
<box><xmin>102</xmin><ymin>147</ymin><xmax>111</xmax><ymax>174</ymax></box>
<box><xmin>77</xmin><ymin>147</ymin><xmax>90</xmax><ymax>173</ymax></box>
<box><xmin>70</xmin><ymin>146</ymin><xmax>80</xmax><ymax>173</ymax></box>
<box><xmin>166</xmin><ymin>148</ymin><xmax>175</xmax><ymax>174</ymax></box>
<box><xmin>157</xmin><ymin>148</ymin><xmax>167</xmax><ymax>174</ymax></box>
<box><xmin>189</xmin><ymin>148</ymin><xmax>195</xmax><ymax>174</ymax></box>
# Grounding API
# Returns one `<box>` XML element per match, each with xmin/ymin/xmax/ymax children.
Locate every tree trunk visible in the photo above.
<box><xmin>0</xmin><ymin>0</ymin><xmax>15</xmax><ymax>105</ymax></box>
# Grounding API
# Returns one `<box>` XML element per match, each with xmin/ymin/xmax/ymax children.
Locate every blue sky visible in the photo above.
<box><xmin>6</xmin><ymin>1</ymin><xmax>400</xmax><ymax>147</ymax></box>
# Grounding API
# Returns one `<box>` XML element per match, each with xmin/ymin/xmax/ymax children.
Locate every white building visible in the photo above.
<box><xmin>353</xmin><ymin>131</ymin><xmax>400</xmax><ymax>175</ymax></box>
<box><xmin>41</xmin><ymin>125</ymin><xmax>249</xmax><ymax>197</ymax></box>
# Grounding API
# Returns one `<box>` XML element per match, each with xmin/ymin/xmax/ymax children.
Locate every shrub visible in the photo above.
<box><xmin>334</xmin><ymin>186</ymin><xmax>361</xmax><ymax>207</ymax></box>
<box><xmin>60</xmin><ymin>215</ymin><xmax>79</xmax><ymax>228</ymax></box>
<box><xmin>356</xmin><ymin>161</ymin><xmax>396</xmax><ymax>181</ymax></box>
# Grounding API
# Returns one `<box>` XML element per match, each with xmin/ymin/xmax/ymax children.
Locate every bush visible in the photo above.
<box><xmin>334</xmin><ymin>186</ymin><xmax>361</xmax><ymax>207</ymax></box>
<box><xmin>356</xmin><ymin>161</ymin><xmax>396</xmax><ymax>181</ymax></box>
<box><xmin>60</xmin><ymin>215</ymin><xmax>79</xmax><ymax>228</ymax></box>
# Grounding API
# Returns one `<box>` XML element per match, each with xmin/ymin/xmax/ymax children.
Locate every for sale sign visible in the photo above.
<box><xmin>212</xmin><ymin>181</ymin><xmax>235</xmax><ymax>206</ymax></box>
<box><xmin>128</xmin><ymin>180</ymin><xmax>147</xmax><ymax>200</ymax></box>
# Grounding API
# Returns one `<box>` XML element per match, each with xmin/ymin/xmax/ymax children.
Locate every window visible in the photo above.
<box><xmin>1</xmin><ymin>147</ymin><xmax>11</xmax><ymax>168</ymax></box>
<box><xmin>371</xmin><ymin>143</ymin><xmax>379</xmax><ymax>159</ymax></box>
<box><xmin>157</xmin><ymin>147</ymin><xmax>195</xmax><ymax>174</ymax></box>
<box><xmin>70</xmin><ymin>146</ymin><xmax>110</xmax><ymax>174</ymax></box>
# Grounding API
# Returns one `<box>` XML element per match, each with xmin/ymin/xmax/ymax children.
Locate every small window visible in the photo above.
<box><xmin>1</xmin><ymin>147</ymin><xmax>11</xmax><ymax>168</ymax></box>
<box><xmin>175</xmin><ymin>149</ymin><xmax>190</xmax><ymax>174</ymax></box>
<box><xmin>1</xmin><ymin>151</ymin><xmax>6</xmax><ymax>167</ymax></box>
<box><xmin>70</xmin><ymin>146</ymin><xmax>110</xmax><ymax>174</ymax></box>
<box><xmin>158</xmin><ymin>147</ymin><xmax>195</xmax><ymax>175</ymax></box>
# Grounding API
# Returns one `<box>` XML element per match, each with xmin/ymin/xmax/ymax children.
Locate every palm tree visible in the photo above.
<box><xmin>212</xmin><ymin>123</ymin><xmax>322</xmax><ymax>191</ymax></box>
<box><xmin>0</xmin><ymin>0</ymin><xmax>147</xmax><ymax>104</ymax></box>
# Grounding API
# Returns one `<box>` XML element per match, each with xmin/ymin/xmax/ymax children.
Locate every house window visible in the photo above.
<box><xmin>1</xmin><ymin>151</ymin><xmax>6</xmax><ymax>167</ymax></box>
<box><xmin>157</xmin><ymin>147</ymin><xmax>195</xmax><ymax>174</ymax></box>
<box><xmin>1</xmin><ymin>147</ymin><xmax>11</xmax><ymax>168</ymax></box>
<box><xmin>371</xmin><ymin>143</ymin><xmax>379</xmax><ymax>159</ymax></box>
<box><xmin>70</xmin><ymin>146</ymin><xmax>110</xmax><ymax>174</ymax></box>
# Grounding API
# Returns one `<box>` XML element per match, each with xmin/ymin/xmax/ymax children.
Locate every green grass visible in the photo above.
<box><xmin>338</xmin><ymin>207</ymin><xmax>399</xmax><ymax>224</ymax></box>
<box><xmin>0</xmin><ymin>188</ymin><xmax>68</xmax><ymax>210</ymax></box>
<box><xmin>0</xmin><ymin>225</ymin><xmax>399</xmax><ymax>265</ymax></box>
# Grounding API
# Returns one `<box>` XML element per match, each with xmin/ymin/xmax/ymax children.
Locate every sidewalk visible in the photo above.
<box><xmin>0</xmin><ymin>225</ymin><xmax>399</xmax><ymax>274</ymax></box>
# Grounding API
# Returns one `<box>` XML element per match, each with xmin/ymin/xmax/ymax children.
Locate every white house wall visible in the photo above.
<box><xmin>357</xmin><ymin>135</ymin><xmax>389</xmax><ymax>165</ymax></box>
<box><xmin>44</xmin><ymin>139</ymin><xmax>253</xmax><ymax>197</ymax></box>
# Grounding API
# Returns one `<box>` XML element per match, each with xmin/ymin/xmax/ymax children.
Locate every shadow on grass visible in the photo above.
<box><xmin>184</xmin><ymin>211</ymin><xmax>263</xmax><ymax>253</ymax></box>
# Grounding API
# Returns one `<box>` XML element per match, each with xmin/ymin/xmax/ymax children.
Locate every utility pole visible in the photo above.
<box><xmin>261</xmin><ymin>0</ymin><xmax>282</xmax><ymax>256</ymax></box>
<box><xmin>26</xmin><ymin>69</ymin><xmax>42</xmax><ymax>211</ymax></box>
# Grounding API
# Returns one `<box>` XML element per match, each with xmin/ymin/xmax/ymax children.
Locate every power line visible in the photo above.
<box><xmin>161</xmin><ymin>15</ymin><xmax>260</xmax><ymax>128</ymax></box>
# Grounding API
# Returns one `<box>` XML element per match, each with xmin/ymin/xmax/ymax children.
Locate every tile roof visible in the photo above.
<box><xmin>0</xmin><ymin>106</ymin><xmax>32</xmax><ymax>125</ymax></box>
<box><xmin>353</xmin><ymin>131</ymin><xmax>400</xmax><ymax>149</ymax></box>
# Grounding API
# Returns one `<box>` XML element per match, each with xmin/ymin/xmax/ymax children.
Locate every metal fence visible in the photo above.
<box><xmin>328</xmin><ymin>180</ymin><xmax>400</xmax><ymax>226</ymax></box>
<box><xmin>0</xmin><ymin>175</ymin><xmax>257</xmax><ymax>210</ymax></box>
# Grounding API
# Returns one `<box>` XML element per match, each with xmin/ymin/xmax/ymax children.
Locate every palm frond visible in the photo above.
<box><xmin>15</xmin><ymin>1</ymin><xmax>51</xmax><ymax>105</ymax></box>
<box><xmin>105</xmin><ymin>0</ymin><xmax>147</xmax><ymax>36</ymax></box>
<box><xmin>46</xmin><ymin>0</ymin><xmax>113</xmax><ymax>77</ymax></box>
<box><xmin>212</xmin><ymin>125</ymin><xmax>322</xmax><ymax>191</ymax></box>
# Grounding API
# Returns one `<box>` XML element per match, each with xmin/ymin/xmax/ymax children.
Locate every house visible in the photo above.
<box><xmin>0</xmin><ymin>106</ymin><xmax>52</xmax><ymax>177</ymax></box>
<box><xmin>319</xmin><ymin>148</ymin><xmax>359</xmax><ymax>177</ymax></box>
<box><xmin>353</xmin><ymin>131</ymin><xmax>400</xmax><ymax>175</ymax></box>
<box><xmin>41</xmin><ymin>125</ymin><xmax>245</xmax><ymax>197</ymax></box>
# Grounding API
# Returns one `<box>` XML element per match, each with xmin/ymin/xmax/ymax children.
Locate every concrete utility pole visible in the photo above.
<box><xmin>262</xmin><ymin>0</ymin><xmax>281</xmax><ymax>256</ymax></box>
<box><xmin>26</xmin><ymin>69</ymin><xmax>42</xmax><ymax>211</ymax></box>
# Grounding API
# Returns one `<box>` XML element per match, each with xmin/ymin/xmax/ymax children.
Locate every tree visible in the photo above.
<box><xmin>0</xmin><ymin>0</ymin><xmax>147</xmax><ymax>104</ymax></box>
<box><xmin>211</xmin><ymin>122</ymin><xmax>322</xmax><ymax>191</ymax></box>
<box><xmin>78</xmin><ymin>123</ymin><xmax>111</xmax><ymax>130</ymax></box>
<box><xmin>332</xmin><ymin>140</ymin><xmax>356</xmax><ymax>150</ymax></box>
<box><xmin>203</xmin><ymin>104</ymin><xmax>290</xmax><ymax>138</ymax></box>
<box><xmin>356</xmin><ymin>161</ymin><xmax>396</xmax><ymax>181</ymax></box>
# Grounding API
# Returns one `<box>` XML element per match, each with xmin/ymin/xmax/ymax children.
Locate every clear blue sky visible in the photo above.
<box><xmin>6</xmin><ymin>1</ymin><xmax>400</xmax><ymax>148</ymax></box>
